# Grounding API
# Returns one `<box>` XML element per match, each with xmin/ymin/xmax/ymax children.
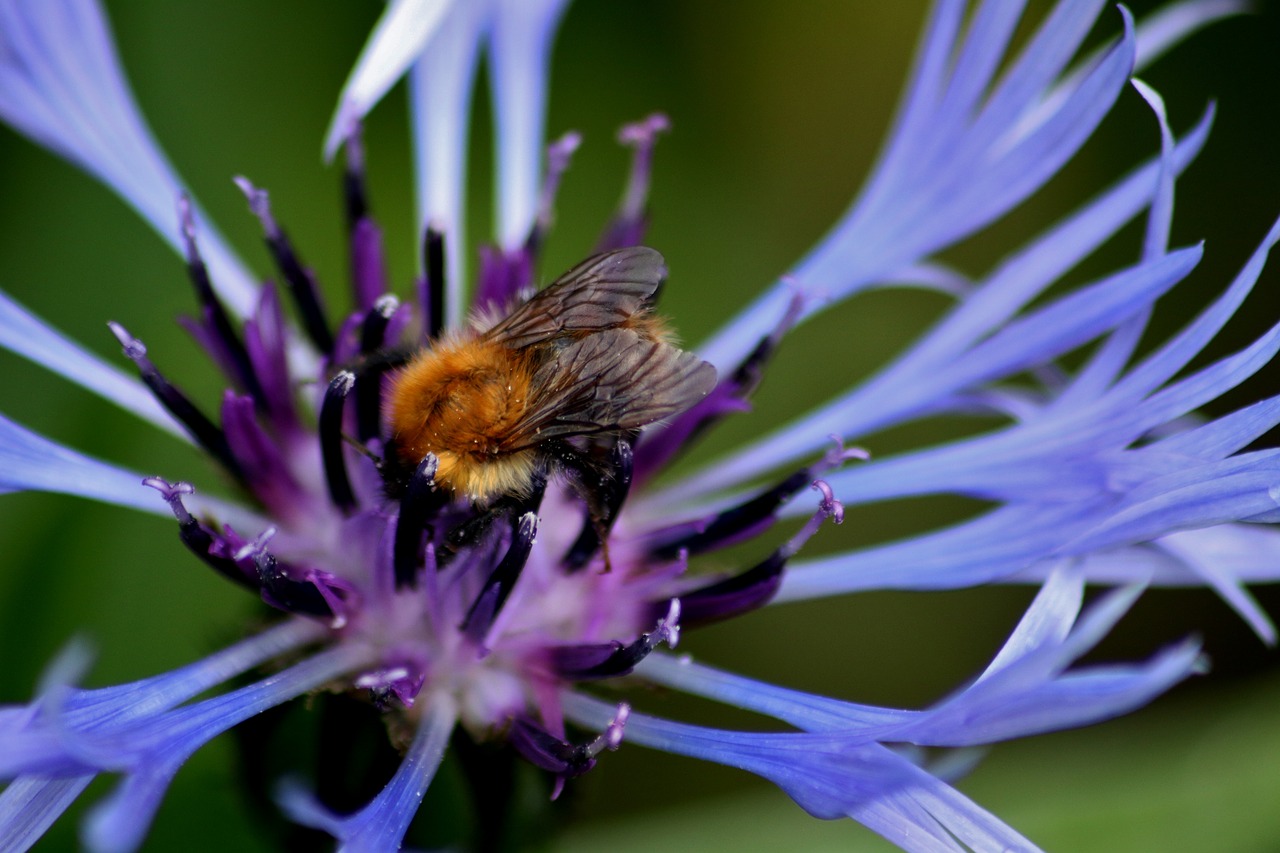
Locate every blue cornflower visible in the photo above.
<box><xmin>0</xmin><ymin>1</ymin><xmax>1277</xmax><ymax>851</ymax></box>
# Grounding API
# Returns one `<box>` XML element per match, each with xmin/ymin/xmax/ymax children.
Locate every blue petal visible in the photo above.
<box><xmin>0</xmin><ymin>0</ymin><xmax>258</xmax><ymax>316</ymax></box>
<box><xmin>0</xmin><ymin>775</ymin><xmax>93</xmax><ymax>853</ymax></box>
<box><xmin>278</xmin><ymin>694</ymin><xmax>456</xmax><ymax>852</ymax></box>
<box><xmin>408</xmin><ymin>0</ymin><xmax>490</xmax><ymax>327</ymax></box>
<box><xmin>657</xmin><ymin>109</ymin><xmax>1213</xmax><ymax>507</ymax></box>
<box><xmin>562</xmin><ymin>692</ymin><xmax>1039</xmax><ymax>852</ymax></box>
<box><xmin>0</xmin><ymin>288</ymin><xmax>181</xmax><ymax>437</ymax></box>
<box><xmin>76</xmin><ymin>646</ymin><xmax>372</xmax><ymax>853</ymax></box>
<box><xmin>0</xmin><ymin>413</ymin><xmax>166</xmax><ymax>512</ymax></box>
<box><xmin>487</xmin><ymin>0</ymin><xmax>572</xmax><ymax>249</ymax></box>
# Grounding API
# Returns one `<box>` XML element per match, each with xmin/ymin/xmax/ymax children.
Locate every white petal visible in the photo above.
<box><xmin>409</xmin><ymin>0</ymin><xmax>492</xmax><ymax>328</ymax></box>
<box><xmin>324</xmin><ymin>0</ymin><xmax>453</xmax><ymax>159</ymax></box>
<box><xmin>488</xmin><ymin>0</ymin><xmax>572</xmax><ymax>249</ymax></box>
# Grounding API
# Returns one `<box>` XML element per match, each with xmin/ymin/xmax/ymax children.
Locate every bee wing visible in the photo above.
<box><xmin>503</xmin><ymin>328</ymin><xmax>716</xmax><ymax>447</ymax></box>
<box><xmin>485</xmin><ymin>246</ymin><xmax>667</xmax><ymax>348</ymax></box>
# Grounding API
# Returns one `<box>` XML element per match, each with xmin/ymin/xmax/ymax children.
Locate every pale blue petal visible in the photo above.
<box><xmin>0</xmin><ymin>621</ymin><xmax>325</xmax><ymax>779</ymax></box>
<box><xmin>1132</xmin><ymin>0</ymin><xmax>1246</xmax><ymax>71</ymax></box>
<box><xmin>659</xmin><ymin>112</ymin><xmax>1212</xmax><ymax>509</ymax></box>
<box><xmin>0</xmin><ymin>414</ymin><xmax>166</xmax><ymax>513</ymax></box>
<box><xmin>487</xmin><ymin>0</ymin><xmax>572</xmax><ymax>249</ymax></box>
<box><xmin>1103</xmin><ymin>214</ymin><xmax>1280</xmax><ymax>405</ymax></box>
<box><xmin>634</xmin><ymin>654</ymin><xmax>918</xmax><ymax>733</ymax></box>
<box><xmin>670</xmin><ymin>246</ymin><xmax>1202</xmax><ymax>510</ymax></box>
<box><xmin>974</xmin><ymin>564</ymin><xmax>1083</xmax><ymax>681</ymax></box>
<box><xmin>696</xmin><ymin>3</ymin><xmax>1144</xmax><ymax>374</ymax></box>
<box><xmin>561</xmin><ymin>692</ymin><xmax>1039</xmax><ymax>853</ymax></box>
<box><xmin>79</xmin><ymin>647</ymin><xmax>372</xmax><ymax>853</ymax></box>
<box><xmin>0</xmin><ymin>289</ymin><xmax>181</xmax><ymax>437</ymax></box>
<box><xmin>0</xmin><ymin>0</ymin><xmax>258</xmax><ymax>316</ymax></box>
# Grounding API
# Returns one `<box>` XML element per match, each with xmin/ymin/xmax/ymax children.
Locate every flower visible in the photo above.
<box><xmin>1</xmin><ymin>1</ymin><xmax>1278</xmax><ymax>851</ymax></box>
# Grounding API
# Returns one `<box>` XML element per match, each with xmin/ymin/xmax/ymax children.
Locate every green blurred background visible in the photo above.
<box><xmin>2</xmin><ymin>1</ymin><xmax>1280</xmax><ymax>849</ymax></box>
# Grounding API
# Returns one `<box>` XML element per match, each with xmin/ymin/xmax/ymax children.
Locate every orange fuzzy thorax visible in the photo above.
<box><xmin>385</xmin><ymin>335</ymin><xmax>539</xmax><ymax>501</ymax></box>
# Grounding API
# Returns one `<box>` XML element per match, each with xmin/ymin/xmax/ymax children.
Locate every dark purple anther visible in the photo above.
<box><xmin>550</xmin><ymin>600</ymin><xmax>680</xmax><ymax>680</ymax></box>
<box><xmin>421</xmin><ymin>227</ymin><xmax>446</xmax><ymax>341</ymax></box>
<box><xmin>445</xmin><ymin>470</ymin><xmax>547</xmax><ymax>554</ymax></box>
<box><xmin>563</xmin><ymin>439</ymin><xmax>634</xmax><ymax>572</ymax></box>
<box><xmin>111</xmin><ymin>322</ymin><xmax>242</xmax><ymax>481</ymax></box>
<box><xmin>646</xmin><ymin>440</ymin><xmax>861</xmax><ymax>559</ymax></box>
<box><xmin>355</xmin><ymin>295</ymin><xmax>400</xmax><ymax>441</ymax></box>
<box><xmin>254</xmin><ymin>549</ymin><xmax>336</xmax><ymax>620</ymax></box>
<box><xmin>319</xmin><ymin>371</ymin><xmax>358</xmax><ymax>513</ymax></box>
<box><xmin>597</xmin><ymin>113</ymin><xmax>669</xmax><ymax>252</ymax></box>
<box><xmin>344</xmin><ymin>125</ymin><xmax>390</xmax><ymax>311</ymax></box>
<box><xmin>235</xmin><ymin>177</ymin><xmax>336</xmax><ymax>355</ymax></box>
<box><xmin>654</xmin><ymin>479</ymin><xmax>845</xmax><ymax>627</ymax></box>
<box><xmin>144</xmin><ymin>477</ymin><xmax>258</xmax><ymax>591</ymax></box>
<box><xmin>393</xmin><ymin>454</ymin><xmax>440</xmax><ymax>589</ymax></box>
<box><xmin>648</xmin><ymin>468</ymin><xmax>811</xmax><ymax>560</ymax></box>
<box><xmin>177</xmin><ymin>196</ymin><xmax>268</xmax><ymax>408</ymax></box>
<box><xmin>461</xmin><ymin>512</ymin><xmax>539</xmax><ymax>649</ymax></box>
<box><xmin>658</xmin><ymin>551</ymin><xmax>785</xmax><ymax>628</ymax></box>
<box><xmin>509</xmin><ymin>703</ymin><xmax>628</xmax><ymax>783</ymax></box>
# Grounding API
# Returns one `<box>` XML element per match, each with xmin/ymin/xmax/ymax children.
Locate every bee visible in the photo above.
<box><xmin>383</xmin><ymin>246</ymin><xmax>717</xmax><ymax>506</ymax></box>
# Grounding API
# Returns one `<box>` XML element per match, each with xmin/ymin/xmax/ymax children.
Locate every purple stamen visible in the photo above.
<box><xmin>597</xmin><ymin>113</ymin><xmax>669</xmax><ymax>251</ymax></box>
<box><xmin>143</xmin><ymin>477</ymin><xmax>259</xmax><ymax>591</ymax></box>
<box><xmin>420</xmin><ymin>227</ymin><xmax>447</xmax><ymax>341</ymax></box>
<box><xmin>220</xmin><ymin>392</ymin><xmax>307</xmax><ymax>522</ymax></box>
<box><xmin>355</xmin><ymin>295</ymin><xmax>400</xmax><ymax>441</ymax></box>
<box><xmin>655</xmin><ymin>482</ymin><xmax>844</xmax><ymax>627</ymax></box>
<box><xmin>254</xmin><ymin>549</ymin><xmax>338</xmax><ymax>621</ymax></box>
<box><xmin>354</xmin><ymin>660</ymin><xmax>426</xmax><ymax>709</ymax></box>
<box><xmin>509</xmin><ymin>701</ymin><xmax>628</xmax><ymax>784</ymax></box>
<box><xmin>234</xmin><ymin>176</ymin><xmax>336</xmax><ymax>355</ymax></box>
<box><xmin>342</xmin><ymin>122</ymin><xmax>370</xmax><ymax>225</ymax></box>
<box><xmin>473</xmin><ymin>245</ymin><xmax>534</xmax><ymax>316</ymax></box>
<box><xmin>646</xmin><ymin>439</ymin><xmax>863</xmax><ymax>559</ymax></box>
<box><xmin>549</xmin><ymin>599</ymin><xmax>681</xmax><ymax>680</ymax></box>
<box><xmin>319</xmin><ymin>371</ymin><xmax>357</xmax><ymax>513</ymax></box>
<box><xmin>393</xmin><ymin>454</ymin><xmax>440</xmax><ymax>590</ymax></box>
<box><xmin>344</xmin><ymin>125</ymin><xmax>391</xmax><ymax>311</ymax></box>
<box><xmin>529</xmin><ymin>131</ymin><xmax>582</xmax><ymax>252</ymax></box>
<box><xmin>461</xmin><ymin>512</ymin><xmax>539</xmax><ymax>650</ymax></box>
<box><xmin>177</xmin><ymin>196</ymin><xmax>268</xmax><ymax>407</ymax></box>
<box><xmin>110</xmin><ymin>322</ymin><xmax>242</xmax><ymax>480</ymax></box>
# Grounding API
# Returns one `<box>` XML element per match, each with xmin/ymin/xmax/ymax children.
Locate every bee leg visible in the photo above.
<box><xmin>562</xmin><ymin>438</ymin><xmax>634</xmax><ymax>573</ymax></box>
<box><xmin>445</xmin><ymin>471</ymin><xmax>549</xmax><ymax>554</ymax></box>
